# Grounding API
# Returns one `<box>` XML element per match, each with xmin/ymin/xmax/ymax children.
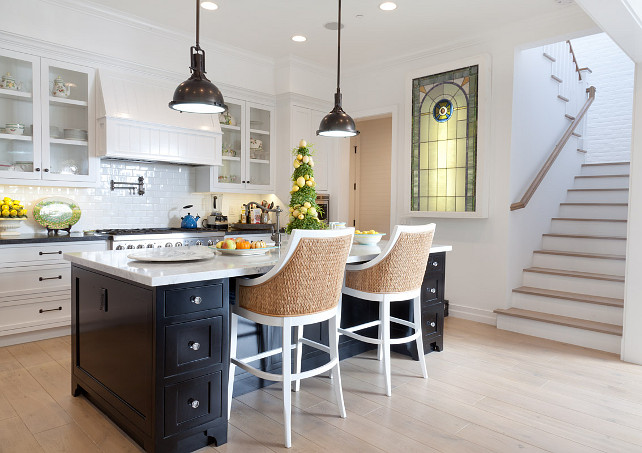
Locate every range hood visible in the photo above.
<box><xmin>96</xmin><ymin>69</ymin><xmax>222</xmax><ymax>166</ymax></box>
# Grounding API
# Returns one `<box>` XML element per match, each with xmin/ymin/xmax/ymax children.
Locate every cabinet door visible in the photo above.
<box><xmin>0</xmin><ymin>48</ymin><xmax>42</xmax><ymax>181</ymax></box>
<box><xmin>218</xmin><ymin>98</ymin><xmax>245</xmax><ymax>188</ymax></box>
<box><xmin>41</xmin><ymin>59</ymin><xmax>96</xmax><ymax>183</ymax></box>
<box><xmin>309</xmin><ymin>109</ymin><xmax>332</xmax><ymax>193</ymax></box>
<box><xmin>246</xmin><ymin>102</ymin><xmax>274</xmax><ymax>191</ymax></box>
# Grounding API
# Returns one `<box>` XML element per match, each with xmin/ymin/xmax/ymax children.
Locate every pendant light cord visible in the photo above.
<box><xmin>195</xmin><ymin>0</ymin><xmax>201</xmax><ymax>50</ymax></box>
<box><xmin>336</xmin><ymin>0</ymin><xmax>341</xmax><ymax>94</ymax></box>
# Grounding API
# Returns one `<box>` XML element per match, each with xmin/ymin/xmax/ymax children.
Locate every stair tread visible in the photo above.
<box><xmin>582</xmin><ymin>162</ymin><xmax>630</xmax><ymax>167</ymax></box>
<box><xmin>543</xmin><ymin>233</ymin><xmax>626</xmax><ymax>240</ymax></box>
<box><xmin>551</xmin><ymin>217</ymin><xmax>627</xmax><ymax>222</ymax></box>
<box><xmin>575</xmin><ymin>175</ymin><xmax>629</xmax><ymax>179</ymax></box>
<box><xmin>524</xmin><ymin>267</ymin><xmax>625</xmax><ymax>282</ymax></box>
<box><xmin>513</xmin><ymin>286</ymin><xmax>624</xmax><ymax>307</ymax></box>
<box><xmin>494</xmin><ymin>307</ymin><xmax>623</xmax><ymax>335</ymax></box>
<box><xmin>567</xmin><ymin>188</ymin><xmax>629</xmax><ymax>192</ymax></box>
<box><xmin>560</xmin><ymin>202</ymin><xmax>628</xmax><ymax>206</ymax></box>
<box><xmin>533</xmin><ymin>250</ymin><xmax>626</xmax><ymax>260</ymax></box>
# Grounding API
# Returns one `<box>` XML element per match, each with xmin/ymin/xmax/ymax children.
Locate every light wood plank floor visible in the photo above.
<box><xmin>1</xmin><ymin>317</ymin><xmax>641</xmax><ymax>452</ymax></box>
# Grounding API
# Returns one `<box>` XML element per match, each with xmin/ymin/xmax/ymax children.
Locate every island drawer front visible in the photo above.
<box><xmin>426</xmin><ymin>252</ymin><xmax>445</xmax><ymax>272</ymax></box>
<box><xmin>164</xmin><ymin>283</ymin><xmax>223</xmax><ymax>317</ymax></box>
<box><xmin>0</xmin><ymin>242</ymin><xmax>107</xmax><ymax>268</ymax></box>
<box><xmin>165</xmin><ymin>316</ymin><xmax>223</xmax><ymax>376</ymax></box>
<box><xmin>164</xmin><ymin>371</ymin><xmax>222</xmax><ymax>437</ymax></box>
<box><xmin>0</xmin><ymin>264</ymin><xmax>70</xmax><ymax>295</ymax></box>
<box><xmin>422</xmin><ymin>277</ymin><xmax>441</xmax><ymax>304</ymax></box>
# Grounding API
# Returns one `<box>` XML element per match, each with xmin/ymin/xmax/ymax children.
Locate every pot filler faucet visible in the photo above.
<box><xmin>247</xmin><ymin>201</ymin><xmax>283</xmax><ymax>247</ymax></box>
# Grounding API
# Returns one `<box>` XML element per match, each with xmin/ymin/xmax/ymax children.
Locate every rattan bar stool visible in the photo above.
<box><xmin>339</xmin><ymin>223</ymin><xmax>436</xmax><ymax>396</ymax></box>
<box><xmin>228</xmin><ymin>228</ymin><xmax>354</xmax><ymax>448</ymax></box>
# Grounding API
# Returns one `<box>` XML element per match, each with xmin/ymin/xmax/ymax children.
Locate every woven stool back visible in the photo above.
<box><xmin>345</xmin><ymin>225</ymin><xmax>435</xmax><ymax>294</ymax></box>
<box><xmin>239</xmin><ymin>231</ymin><xmax>353</xmax><ymax>317</ymax></box>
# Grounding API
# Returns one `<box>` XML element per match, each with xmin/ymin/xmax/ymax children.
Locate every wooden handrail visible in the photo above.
<box><xmin>566</xmin><ymin>40</ymin><xmax>584</xmax><ymax>81</ymax></box>
<box><xmin>511</xmin><ymin>86</ymin><xmax>596</xmax><ymax>211</ymax></box>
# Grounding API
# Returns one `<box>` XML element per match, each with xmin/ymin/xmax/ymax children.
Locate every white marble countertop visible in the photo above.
<box><xmin>64</xmin><ymin>241</ymin><xmax>452</xmax><ymax>287</ymax></box>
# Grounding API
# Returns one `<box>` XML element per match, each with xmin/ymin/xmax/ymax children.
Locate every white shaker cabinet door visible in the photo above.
<box><xmin>290</xmin><ymin>106</ymin><xmax>332</xmax><ymax>193</ymax></box>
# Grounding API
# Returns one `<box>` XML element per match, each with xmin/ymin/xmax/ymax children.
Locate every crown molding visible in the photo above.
<box><xmin>276</xmin><ymin>92</ymin><xmax>332</xmax><ymax>112</ymax></box>
<box><xmin>275</xmin><ymin>55</ymin><xmax>335</xmax><ymax>78</ymax></box>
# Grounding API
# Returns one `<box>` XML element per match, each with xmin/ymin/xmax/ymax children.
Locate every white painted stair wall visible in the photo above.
<box><xmin>498</xmin><ymin>162</ymin><xmax>628</xmax><ymax>353</ymax></box>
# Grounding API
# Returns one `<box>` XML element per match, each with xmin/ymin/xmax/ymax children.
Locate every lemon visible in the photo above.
<box><xmin>296</xmin><ymin>154</ymin><xmax>303</xmax><ymax>161</ymax></box>
<box><xmin>303</xmin><ymin>202</ymin><xmax>311</xmax><ymax>208</ymax></box>
<box><xmin>12</xmin><ymin>200</ymin><xmax>20</xmax><ymax>205</ymax></box>
<box><xmin>1</xmin><ymin>210</ymin><xmax>9</xmax><ymax>217</ymax></box>
<box><xmin>355</xmin><ymin>230</ymin><xmax>362</xmax><ymax>234</ymax></box>
<box><xmin>298</xmin><ymin>214</ymin><xmax>304</xmax><ymax>220</ymax></box>
<box><xmin>291</xmin><ymin>185</ymin><xmax>299</xmax><ymax>192</ymax></box>
<box><xmin>0</xmin><ymin>205</ymin><xmax>8</xmax><ymax>211</ymax></box>
<box><xmin>296</xmin><ymin>176</ymin><xmax>305</xmax><ymax>187</ymax></box>
<box><xmin>9</xmin><ymin>209</ymin><xmax>17</xmax><ymax>217</ymax></box>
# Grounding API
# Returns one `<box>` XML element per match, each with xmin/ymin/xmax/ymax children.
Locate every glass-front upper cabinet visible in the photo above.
<box><xmin>0</xmin><ymin>49</ymin><xmax>41</xmax><ymax>181</ymax></box>
<box><xmin>41</xmin><ymin>59</ymin><xmax>95</xmax><ymax>182</ymax></box>
<box><xmin>247</xmin><ymin>103</ymin><xmax>273</xmax><ymax>191</ymax></box>
<box><xmin>0</xmin><ymin>49</ymin><xmax>96</xmax><ymax>185</ymax></box>
<box><xmin>218</xmin><ymin>99</ymin><xmax>244</xmax><ymax>189</ymax></box>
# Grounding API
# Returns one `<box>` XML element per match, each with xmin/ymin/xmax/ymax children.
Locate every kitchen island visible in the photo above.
<box><xmin>65</xmin><ymin>242</ymin><xmax>451</xmax><ymax>453</ymax></box>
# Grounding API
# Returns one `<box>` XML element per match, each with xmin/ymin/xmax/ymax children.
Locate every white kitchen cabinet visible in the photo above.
<box><xmin>0</xmin><ymin>48</ymin><xmax>97</xmax><ymax>186</ymax></box>
<box><xmin>0</xmin><ymin>240</ymin><xmax>107</xmax><ymax>346</ymax></box>
<box><xmin>290</xmin><ymin>106</ymin><xmax>333</xmax><ymax>193</ymax></box>
<box><xmin>196</xmin><ymin>98</ymin><xmax>275</xmax><ymax>193</ymax></box>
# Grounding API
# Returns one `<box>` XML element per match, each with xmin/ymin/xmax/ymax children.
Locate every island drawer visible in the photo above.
<box><xmin>164</xmin><ymin>371</ymin><xmax>223</xmax><ymax>437</ymax></box>
<box><xmin>165</xmin><ymin>316</ymin><xmax>223</xmax><ymax>376</ymax></box>
<box><xmin>425</xmin><ymin>252</ymin><xmax>445</xmax><ymax>273</ymax></box>
<box><xmin>163</xmin><ymin>283</ymin><xmax>223</xmax><ymax>317</ymax></box>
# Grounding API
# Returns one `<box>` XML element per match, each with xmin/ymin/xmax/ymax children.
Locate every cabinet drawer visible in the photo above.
<box><xmin>425</xmin><ymin>253</ymin><xmax>445</xmax><ymax>273</ymax></box>
<box><xmin>0</xmin><ymin>264</ymin><xmax>70</xmax><ymax>296</ymax></box>
<box><xmin>164</xmin><ymin>283</ymin><xmax>223</xmax><ymax>317</ymax></box>
<box><xmin>421</xmin><ymin>304</ymin><xmax>444</xmax><ymax>338</ymax></box>
<box><xmin>0</xmin><ymin>242</ymin><xmax>107</xmax><ymax>268</ymax></box>
<box><xmin>165</xmin><ymin>316</ymin><xmax>223</xmax><ymax>376</ymax></box>
<box><xmin>0</xmin><ymin>294</ymin><xmax>70</xmax><ymax>334</ymax></box>
<box><xmin>422</xmin><ymin>277</ymin><xmax>441</xmax><ymax>304</ymax></box>
<box><xmin>164</xmin><ymin>371</ymin><xmax>223</xmax><ymax>437</ymax></box>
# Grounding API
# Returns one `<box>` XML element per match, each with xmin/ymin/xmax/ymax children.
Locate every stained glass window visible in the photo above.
<box><xmin>411</xmin><ymin>65</ymin><xmax>478</xmax><ymax>212</ymax></box>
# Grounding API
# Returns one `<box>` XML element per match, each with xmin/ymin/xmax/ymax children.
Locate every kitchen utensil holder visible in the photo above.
<box><xmin>110</xmin><ymin>176</ymin><xmax>145</xmax><ymax>195</ymax></box>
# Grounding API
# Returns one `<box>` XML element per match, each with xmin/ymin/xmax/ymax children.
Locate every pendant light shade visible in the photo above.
<box><xmin>317</xmin><ymin>0</ymin><xmax>359</xmax><ymax>137</ymax></box>
<box><xmin>169</xmin><ymin>0</ymin><xmax>227</xmax><ymax>114</ymax></box>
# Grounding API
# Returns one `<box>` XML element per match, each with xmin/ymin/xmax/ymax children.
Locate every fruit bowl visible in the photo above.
<box><xmin>353</xmin><ymin>233</ymin><xmax>385</xmax><ymax>245</ymax></box>
<box><xmin>0</xmin><ymin>217</ymin><xmax>26</xmax><ymax>236</ymax></box>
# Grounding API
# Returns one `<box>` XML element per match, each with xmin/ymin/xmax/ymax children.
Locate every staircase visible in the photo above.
<box><xmin>497</xmin><ymin>161</ymin><xmax>629</xmax><ymax>354</ymax></box>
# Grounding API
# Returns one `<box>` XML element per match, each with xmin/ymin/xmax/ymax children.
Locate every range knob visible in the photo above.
<box><xmin>126</xmin><ymin>245</ymin><xmax>135</xmax><ymax>250</ymax></box>
<box><xmin>147</xmin><ymin>244</ymin><xmax>154</xmax><ymax>248</ymax></box>
<box><xmin>115</xmin><ymin>245</ymin><xmax>124</xmax><ymax>250</ymax></box>
<box><xmin>175</xmin><ymin>242</ymin><xmax>183</xmax><ymax>247</ymax></box>
<box><xmin>195</xmin><ymin>240</ymin><xmax>203</xmax><ymax>246</ymax></box>
<box><xmin>165</xmin><ymin>243</ymin><xmax>173</xmax><ymax>247</ymax></box>
<box><xmin>136</xmin><ymin>244</ymin><xmax>144</xmax><ymax>249</ymax></box>
<box><xmin>207</xmin><ymin>240</ymin><xmax>214</xmax><ymax>246</ymax></box>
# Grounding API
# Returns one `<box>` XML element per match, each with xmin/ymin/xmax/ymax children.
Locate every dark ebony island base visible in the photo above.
<box><xmin>71</xmin><ymin>265</ymin><xmax>229</xmax><ymax>453</ymax></box>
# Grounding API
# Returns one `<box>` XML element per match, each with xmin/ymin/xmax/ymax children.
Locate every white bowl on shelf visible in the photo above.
<box><xmin>0</xmin><ymin>217</ymin><xmax>26</xmax><ymax>236</ymax></box>
<box><xmin>353</xmin><ymin>233</ymin><xmax>385</xmax><ymax>245</ymax></box>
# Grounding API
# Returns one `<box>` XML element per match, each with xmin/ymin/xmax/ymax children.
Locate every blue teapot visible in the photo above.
<box><xmin>180</xmin><ymin>205</ymin><xmax>200</xmax><ymax>229</ymax></box>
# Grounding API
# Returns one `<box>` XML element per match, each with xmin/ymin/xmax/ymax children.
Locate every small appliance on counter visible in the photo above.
<box><xmin>201</xmin><ymin>196</ymin><xmax>228</xmax><ymax>231</ymax></box>
<box><xmin>180</xmin><ymin>205</ymin><xmax>200</xmax><ymax>229</ymax></box>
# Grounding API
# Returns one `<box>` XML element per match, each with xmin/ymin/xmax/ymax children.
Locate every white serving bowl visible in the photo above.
<box><xmin>0</xmin><ymin>217</ymin><xmax>26</xmax><ymax>236</ymax></box>
<box><xmin>353</xmin><ymin>233</ymin><xmax>385</xmax><ymax>245</ymax></box>
<box><xmin>5</xmin><ymin>124</ymin><xmax>24</xmax><ymax>135</ymax></box>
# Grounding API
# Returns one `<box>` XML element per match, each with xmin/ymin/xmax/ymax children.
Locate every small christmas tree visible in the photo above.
<box><xmin>286</xmin><ymin>139</ymin><xmax>327</xmax><ymax>233</ymax></box>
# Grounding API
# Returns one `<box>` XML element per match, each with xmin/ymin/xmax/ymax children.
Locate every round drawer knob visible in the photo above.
<box><xmin>432</xmin><ymin>261</ymin><xmax>438</xmax><ymax>267</ymax></box>
<box><xmin>191</xmin><ymin>296</ymin><xmax>202</xmax><ymax>305</ymax></box>
<box><xmin>189</xmin><ymin>341</ymin><xmax>200</xmax><ymax>351</ymax></box>
<box><xmin>430</xmin><ymin>322</ymin><xmax>436</xmax><ymax>327</ymax></box>
<box><xmin>430</xmin><ymin>288</ymin><xmax>436</xmax><ymax>294</ymax></box>
<box><xmin>188</xmin><ymin>399</ymin><xmax>200</xmax><ymax>409</ymax></box>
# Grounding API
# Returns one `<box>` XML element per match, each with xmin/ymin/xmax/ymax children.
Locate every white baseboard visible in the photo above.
<box><xmin>448</xmin><ymin>303</ymin><xmax>496</xmax><ymax>325</ymax></box>
<box><xmin>0</xmin><ymin>326</ymin><xmax>70</xmax><ymax>347</ymax></box>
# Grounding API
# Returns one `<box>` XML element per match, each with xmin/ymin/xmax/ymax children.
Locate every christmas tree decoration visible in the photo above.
<box><xmin>286</xmin><ymin>139</ymin><xmax>327</xmax><ymax>233</ymax></box>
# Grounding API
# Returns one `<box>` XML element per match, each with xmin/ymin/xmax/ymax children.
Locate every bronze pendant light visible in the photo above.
<box><xmin>169</xmin><ymin>0</ymin><xmax>227</xmax><ymax>114</ymax></box>
<box><xmin>317</xmin><ymin>0</ymin><xmax>359</xmax><ymax>137</ymax></box>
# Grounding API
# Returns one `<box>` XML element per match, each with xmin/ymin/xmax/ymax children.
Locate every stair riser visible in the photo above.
<box><xmin>522</xmin><ymin>272</ymin><xmax>624</xmax><ymax>298</ymax></box>
<box><xmin>496</xmin><ymin>315</ymin><xmax>621</xmax><ymax>353</ymax></box>
<box><xmin>565</xmin><ymin>191</ymin><xmax>629</xmax><ymax>203</ymax></box>
<box><xmin>558</xmin><ymin>204</ymin><xmax>628</xmax><ymax>220</ymax></box>
<box><xmin>532</xmin><ymin>253</ymin><xmax>626</xmax><ymax>275</ymax></box>
<box><xmin>542</xmin><ymin>236</ymin><xmax>627</xmax><ymax>255</ymax></box>
<box><xmin>573</xmin><ymin>176</ymin><xmax>629</xmax><ymax>189</ymax></box>
<box><xmin>511</xmin><ymin>292</ymin><xmax>624</xmax><ymax>325</ymax></box>
<box><xmin>580</xmin><ymin>165</ymin><xmax>630</xmax><ymax>176</ymax></box>
<box><xmin>549</xmin><ymin>219</ymin><xmax>627</xmax><ymax>236</ymax></box>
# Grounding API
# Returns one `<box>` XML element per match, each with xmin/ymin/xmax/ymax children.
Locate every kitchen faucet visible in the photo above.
<box><xmin>247</xmin><ymin>201</ymin><xmax>283</xmax><ymax>247</ymax></box>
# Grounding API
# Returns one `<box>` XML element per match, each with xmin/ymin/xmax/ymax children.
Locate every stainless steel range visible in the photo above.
<box><xmin>96</xmin><ymin>228</ymin><xmax>226</xmax><ymax>250</ymax></box>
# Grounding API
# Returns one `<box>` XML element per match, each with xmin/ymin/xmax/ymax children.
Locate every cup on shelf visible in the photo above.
<box><xmin>5</xmin><ymin>124</ymin><xmax>24</xmax><ymax>135</ymax></box>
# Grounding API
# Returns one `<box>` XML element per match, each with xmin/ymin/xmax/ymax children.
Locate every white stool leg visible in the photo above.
<box><xmin>413</xmin><ymin>296</ymin><xmax>428</xmax><ymax>379</ymax></box>
<box><xmin>282</xmin><ymin>319</ymin><xmax>292</xmax><ymax>448</ymax></box>
<box><xmin>329</xmin><ymin>313</ymin><xmax>346</xmax><ymax>418</ymax></box>
<box><xmin>377</xmin><ymin>300</ymin><xmax>384</xmax><ymax>361</ymax></box>
<box><xmin>294</xmin><ymin>325</ymin><xmax>303</xmax><ymax>392</ymax></box>
<box><xmin>382</xmin><ymin>296</ymin><xmax>392</xmax><ymax>397</ymax></box>
<box><xmin>228</xmin><ymin>312</ymin><xmax>238</xmax><ymax>419</ymax></box>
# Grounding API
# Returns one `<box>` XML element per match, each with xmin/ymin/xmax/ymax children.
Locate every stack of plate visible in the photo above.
<box><xmin>63</xmin><ymin>128</ymin><xmax>87</xmax><ymax>141</ymax></box>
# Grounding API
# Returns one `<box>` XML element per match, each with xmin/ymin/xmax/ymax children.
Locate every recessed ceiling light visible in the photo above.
<box><xmin>200</xmin><ymin>1</ymin><xmax>218</xmax><ymax>10</ymax></box>
<box><xmin>379</xmin><ymin>2</ymin><xmax>397</xmax><ymax>11</ymax></box>
<box><xmin>291</xmin><ymin>35</ymin><xmax>307</xmax><ymax>42</ymax></box>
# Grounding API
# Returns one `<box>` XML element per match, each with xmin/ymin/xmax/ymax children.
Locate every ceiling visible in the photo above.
<box><xmin>83</xmin><ymin>0</ymin><xmax>582</xmax><ymax>69</ymax></box>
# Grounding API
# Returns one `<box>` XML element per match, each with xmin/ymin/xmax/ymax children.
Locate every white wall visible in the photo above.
<box><xmin>341</xmin><ymin>7</ymin><xmax>596</xmax><ymax>324</ymax></box>
<box><xmin>571</xmin><ymin>33</ymin><xmax>635</xmax><ymax>163</ymax></box>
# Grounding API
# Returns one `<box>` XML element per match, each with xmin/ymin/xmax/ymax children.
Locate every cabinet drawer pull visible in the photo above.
<box><xmin>432</xmin><ymin>261</ymin><xmax>438</xmax><ymax>267</ymax></box>
<box><xmin>39</xmin><ymin>275</ymin><xmax>62</xmax><ymax>281</ymax></box>
<box><xmin>188</xmin><ymin>341</ymin><xmax>201</xmax><ymax>351</ymax></box>
<box><xmin>190</xmin><ymin>296</ymin><xmax>202</xmax><ymax>305</ymax></box>
<box><xmin>39</xmin><ymin>251</ymin><xmax>62</xmax><ymax>255</ymax></box>
<box><xmin>429</xmin><ymin>322</ymin><xmax>436</xmax><ymax>328</ymax></box>
<box><xmin>188</xmin><ymin>398</ymin><xmax>200</xmax><ymax>409</ymax></box>
<box><xmin>429</xmin><ymin>288</ymin><xmax>436</xmax><ymax>294</ymax></box>
<box><xmin>39</xmin><ymin>306</ymin><xmax>62</xmax><ymax>314</ymax></box>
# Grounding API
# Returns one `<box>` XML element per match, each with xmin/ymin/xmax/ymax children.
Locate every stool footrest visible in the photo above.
<box><xmin>300</xmin><ymin>337</ymin><xmax>330</xmax><ymax>353</ymax></box>
<box><xmin>341</xmin><ymin>320</ymin><xmax>381</xmax><ymax>333</ymax></box>
<box><xmin>389</xmin><ymin>316</ymin><xmax>415</xmax><ymax>329</ymax></box>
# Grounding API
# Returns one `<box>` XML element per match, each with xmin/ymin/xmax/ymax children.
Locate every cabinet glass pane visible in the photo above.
<box><xmin>0</xmin><ymin>54</ymin><xmax>35</xmax><ymax>174</ymax></box>
<box><xmin>249</xmin><ymin>107</ymin><xmax>270</xmax><ymax>186</ymax></box>
<box><xmin>47</xmin><ymin>66</ymin><xmax>89</xmax><ymax>176</ymax></box>
<box><xmin>219</xmin><ymin>101</ymin><xmax>242</xmax><ymax>185</ymax></box>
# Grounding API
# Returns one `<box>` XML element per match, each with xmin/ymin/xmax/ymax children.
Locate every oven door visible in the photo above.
<box><xmin>316</xmin><ymin>196</ymin><xmax>330</xmax><ymax>224</ymax></box>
